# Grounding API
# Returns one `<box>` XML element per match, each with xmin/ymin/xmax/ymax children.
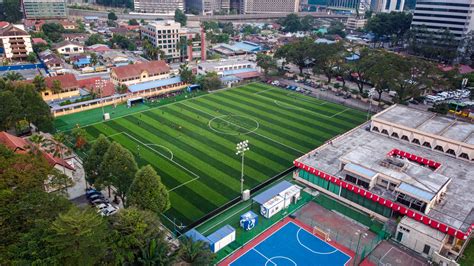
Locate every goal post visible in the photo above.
<box><xmin>313</xmin><ymin>226</ymin><xmax>330</xmax><ymax>242</ymax></box>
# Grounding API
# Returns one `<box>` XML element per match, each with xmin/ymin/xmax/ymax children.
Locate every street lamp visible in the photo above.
<box><xmin>354</xmin><ymin>229</ymin><xmax>368</xmax><ymax>266</ymax></box>
<box><xmin>95</xmin><ymin>79</ymin><xmax>107</xmax><ymax>117</ymax></box>
<box><xmin>236</xmin><ymin>140</ymin><xmax>249</xmax><ymax>196</ymax></box>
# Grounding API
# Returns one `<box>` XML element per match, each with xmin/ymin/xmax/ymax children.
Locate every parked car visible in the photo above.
<box><xmin>343</xmin><ymin>94</ymin><xmax>351</xmax><ymax>99</ymax></box>
<box><xmin>91</xmin><ymin>197</ymin><xmax>109</xmax><ymax>205</ymax></box>
<box><xmin>99</xmin><ymin>206</ymin><xmax>118</xmax><ymax>216</ymax></box>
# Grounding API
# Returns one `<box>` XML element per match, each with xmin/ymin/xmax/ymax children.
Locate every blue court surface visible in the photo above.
<box><xmin>230</xmin><ymin>222</ymin><xmax>351</xmax><ymax>266</ymax></box>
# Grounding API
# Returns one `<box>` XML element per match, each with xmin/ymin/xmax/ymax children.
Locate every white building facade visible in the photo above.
<box><xmin>133</xmin><ymin>0</ymin><xmax>184</xmax><ymax>14</ymax></box>
<box><xmin>240</xmin><ymin>0</ymin><xmax>299</xmax><ymax>14</ymax></box>
<box><xmin>411</xmin><ymin>0</ymin><xmax>474</xmax><ymax>41</ymax></box>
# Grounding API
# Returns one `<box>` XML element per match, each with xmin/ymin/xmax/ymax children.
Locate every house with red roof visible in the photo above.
<box><xmin>0</xmin><ymin>131</ymin><xmax>29</xmax><ymax>154</ymax></box>
<box><xmin>40</xmin><ymin>74</ymin><xmax>80</xmax><ymax>101</ymax></box>
<box><xmin>78</xmin><ymin>77</ymin><xmax>115</xmax><ymax>97</ymax></box>
<box><xmin>110</xmin><ymin>60</ymin><xmax>171</xmax><ymax>86</ymax></box>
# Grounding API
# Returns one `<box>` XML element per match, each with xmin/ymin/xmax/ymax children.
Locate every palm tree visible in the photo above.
<box><xmin>179</xmin><ymin>236</ymin><xmax>215</xmax><ymax>265</ymax></box>
<box><xmin>138</xmin><ymin>238</ymin><xmax>176</xmax><ymax>266</ymax></box>
<box><xmin>4</xmin><ymin>71</ymin><xmax>24</xmax><ymax>81</ymax></box>
<box><xmin>45</xmin><ymin>132</ymin><xmax>71</xmax><ymax>175</ymax></box>
<box><xmin>33</xmin><ymin>75</ymin><xmax>46</xmax><ymax>92</ymax></box>
<box><xmin>29</xmin><ymin>134</ymin><xmax>45</xmax><ymax>155</ymax></box>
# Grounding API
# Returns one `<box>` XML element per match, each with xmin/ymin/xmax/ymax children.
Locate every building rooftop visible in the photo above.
<box><xmin>128</xmin><ymin>76</ymin><xmax>181</xmax><ymax>93</ymax></box>
<box><xmin>297</xmin><ymin>124</ymin><xmax>474</xmax><ymax>232</ymax></box>
<box><xmin>373</xmin><ymin>105</ymin><xmax>474</xmax><ymax>146</ymax></box>
<box><xmin>198</xmin><ymin>59</ymin><xmax>254</xmax><ymax>69</ymax></box>
<box><xmin>112</xmin><ymin>60</ymin><xmax>169</xmax><ymax>80</ymax></box>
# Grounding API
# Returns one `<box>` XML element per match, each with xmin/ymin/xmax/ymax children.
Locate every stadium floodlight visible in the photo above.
<box><xmin>236</xmin><ymin>140</ymin><xmax>249</xmax><ymax>195</ymax></box>
<box><xmin>354</xmin><ymin>229</ymin><xmax>368</xmax><ymax>266</ymax></box>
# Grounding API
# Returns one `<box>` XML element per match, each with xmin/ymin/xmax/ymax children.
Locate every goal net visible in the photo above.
<box><xmin>313</xmin><ymin>226</ymin><xmax>330</xmax><ymax>242</ymax></box>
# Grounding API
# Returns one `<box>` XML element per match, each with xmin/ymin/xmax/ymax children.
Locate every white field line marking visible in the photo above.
<box><xmin>286</xmin><ymin>92</ymin><xmax>329</xmax><ymax>106</ymax></box>
<box><xmin>201</xmin><ymin>202</ymin><xmax>253</xmax><ymax>234</ymax></box>
<box><xmin>253</xmin><ymin>248</ymin><xmax>276</xmax><ymax>266</ymax></box>
<box><xmin>329</xmin><ymin>108</ymin><xmax>351</xmax><ymax>118</ymax></box>
<box><xmin>89</xmin><ymin>131</ymin><xmax>125</xmax><ymax>143</ymax></box>
<box><xmin>145</xmin><ymin>143</ymin><xmax>174</xmax><ymax>160</ymax></box>
<box><xmin>121</xmin><ymin>131</ymin><xmax>201</xmax><ymax>191</ymax></box>
<box><xmin>254</xmin><ymin>87</ymin><xmax>276</xmax><ymax>94</ymax></box>
<box><xmin>296</xmin><ymin>228</ymin><xmax>338</xmax><ymax>255</ymax></box>
<box><xmin>182</xmin><ymin>103</ymin><xmax>305</xmax><ymax>154</ymax></box>
<box><xmin>60</xmin><ymin>82</ymin><xmax>260</xmax><ymax>133</ymax></box>
<box><xmin>379</xmin><ymin>247</ymin><xmax>394</xmax><ymax>265</ymax></box>
<box><xmin>249</xmin><ymin>88</ymin><xmax>346</xmax><ymax>119</ymax></box>
<box><xmin>265</xmin><ymin>256</ymin><xmax>297</xmax><ymax>266</ymax></box>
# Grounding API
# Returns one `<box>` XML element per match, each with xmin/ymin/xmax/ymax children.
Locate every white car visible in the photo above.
<box><xmin>99</xmin><ymin>206</ymin><xmax>118</xmax><ymax>217</ymax></box>
<box><xmin>96</xmin><ymin>203</ymin><xmax>111</xmax><ymax>211</ymax></box>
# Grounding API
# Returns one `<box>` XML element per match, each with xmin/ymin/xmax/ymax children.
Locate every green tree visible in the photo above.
<box><xmin>174</xmin><ymin>9</ymin><xmax>187</xmax><ymax>26</ymax></box>
<box><xmin>179</xmin><ymin>236</ymin><xmax>215</xmax><ymax>265</ymax></box>
<box><xmin>348</xmin><ymin>48</ymin><xmax>373</xmax><ymax>93</ymax></box>
<box><xmin>45</xmin><ymin>208</ymin><xmax>109</xmax><ymax>265</ymax></box>
<box><xmin>13</xmin><ymin>84</ymin><xmax>53</xmax><ymax>132</ymax></box>
<box><xmin>179</xmin><ymin>63</ymin><xmax>195</xmax><ymax>84</ymax></box>
<box><xmin>256</xmin><ymin>53</ymin><xmax>277</xmax><ymax>76</ymax></box>
<box><xmin>85</xmin><ymin>33</ymin><xmax>105</xmax><ymax>46</ymax></box>
<box><xmin>128</xmin><ymin>18</ymin><xmax>139</xmax><ymax>25</ymax></box>
<box><xmin>279</xmin><ymin>13</ymin><xmax>302</xmax><ymax>33</ymax></box>
<box><xmin>300</xmin><ymin>15</ymin><xmax>314</xmax><ymax>31</ymax></box>
<box><xmin>199</xmin><ymin>72</ymin><xmax>222</xmax><ymax>91</ymax></box>
<box><xmin>41</xmin><ymin>23</ymin><xmax>65</xmax><ymax>43</ymax></box>
<box><xmin>138</xmin><ymin>238</ymin><xmax>177</xmax><ymax>266</ymax></box>
<box><xmin>32</xmin><ymin>75</ymin><xmax>46</xmax><ymax>92</ymax></box>
<box><xmin>100</xmin><ymin>142</ymin><xmax>138</xmax><ymax>205</ymax></box>
<box><xmin>29</xmin><ymin>133</ymin><xmax>46</xmax><ymax>155</ymax></box>
<box><xmin>365</xmin><ymin>51</ymin><xmax>396</xmax><ymax>101</ymax></box>
<box><xmin>26</xmin><ymin>52</ymin><xmax>37</xmax><ymax>63</ymax></box>
<box><xmin>108</xmin><ymin>12</ymin><xmax>118</xmax><ymax>21</ymax></box>
<box><xmin>312</xmin><ymin>43</ymin><xmax>345</xmax><ymax>83</ymax></box>
<box><xmin>108</xmin><ymin>208</ymin><xmax>164</xmax><ymax>264</ymax></box>
<box><xmin>71</xmin><ymin>126</ymin><xmax>88</xmax><ymax>150</ymax></box>
<box><xmin>4</xmin><ymin>71</ymin><xmax>24</xmax><ymax>81</ymax></box>
<box><xmin>51</xmin><ymin>80</ymin><xmax>62</xmax><ymax>94</ymax></box>
<box><xmin>275</xmin><ymin>38</ymin><xmax>315</xmax><ymax>74</ymax></box>
<box><xmin>128</xmin><ymin>165</ymin><xmax>170</xmax><ymax>214</ymax></box>
<box><xmin>84</xmin><ymin>134</ymin><xmax>111</xmax><ymax>185</ymax></box>
<box><xmin>1</xmin><ymin>0</ymin><xmax>22</xmax><ymax>23</ymax></box>
<box><xmin>0</xmin><ymin>90</ymin><xmax>20</xmax><ymax>130</ymax></box>
<box><xmin>327</xmin><ymin>21</ymin><xmax>346</xmax><ymax>38</ymax></box>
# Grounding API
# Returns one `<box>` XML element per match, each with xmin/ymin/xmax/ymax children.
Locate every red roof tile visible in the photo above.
<box><xmin>234</xmin><ymin>71</ymin><xmax>261</xmax><ymax>79</ymax></box>
<box><xmin>0</xmin><ymin>21</ymin><xmax>9</xmax><ymax>29</ymax></box>
<box><xmin>45</xmin><ymin>74</ymin><xmax>79</xmax><ymax>90</ymax></box>
<box><xmin>42</xmin><ymin>152</ymin><xmax>74</xmax><ymax>170</ymax></box>
<box><xmin>112</xmin><ymin>60</ymin><xmax>169</xmax><ymax>80</ymax></box>
<box><xmin>79</xmin><ymin>77</ymin><xmax>115</xmax><ymax>97</ymax></box>
<box><xmin>0</xmin><ymin>131</ymin><xmax>29</xmax><ymax>153</ymax></box>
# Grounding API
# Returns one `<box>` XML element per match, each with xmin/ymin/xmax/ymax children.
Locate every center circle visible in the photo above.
<box><xmin>208</xmin><ymin>115</ymin><xmax>259</xmax><ymax>135</ymax></box>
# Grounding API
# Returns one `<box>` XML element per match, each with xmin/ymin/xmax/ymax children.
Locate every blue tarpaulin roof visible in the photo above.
<box><xmin>128</xmin><ymin>76</ymin><xmax>181</xmax><ymax>93</ymax></box>
<box><xmin>344</xmin><ymin>163</ymin><xmax>377</xmax><ymax>179</ymax></box>
<box><xmin>398</xmin><ymin>183</ymin><xmax>435</xmax><ymax>202</ymax></box>
<box><xmin>74</xmin><ymin>58</ymin><xmax>91</xmax><ymax>66</ymax></box>
<box><xmin>253</xmin><ymin>180</ymin><xmax>294</xmax><ymax>205</ymax></box>
<box><xmin>207</xmin><ymin>225</ymin><xmax>235</xmax><ymax>244</ymax></box>
<box><xmin>223</xmin><ymin>68</ymin><xmax>258</xmax><ymax>76</ymax></box>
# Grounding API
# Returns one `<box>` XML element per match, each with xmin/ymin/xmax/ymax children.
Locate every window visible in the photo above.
<box><xmin>459</xmin><ymin>153</ymin><xmax>469</xmax><ymax>160</ymax></box>
<box><xmin>422</xmin><ymin>142</ymin><xmax>432</xmax><ymax>148</ymax></box>
<box><xmin>434</xmin><ymin>145</ymin><xmax>444</xmax><ymax>152</ymax></box>
<box><xmin>345</xmin><ymin>174</ymin><xmax>357</xmax><ymax>184</ymax></box>
<box><xmin>423</xmin><ymin>244</ymin><xmax>431</xmax><ymax>255</ymax></box>
<box><xmin>372</xmin><ymin>126</ymin><xmax>379</xmax><ymax>132</ymax></box>
<box><xmin>391</xmin><ymin>132</ymin><xmax>399</xmax><ymax>138</ymax></box>
<box><xmin>401</xmin><ymin>135</ymin><xmax>409</xmax><ymax>141</ymax></box>
<box><xmin>396</xmin><ymin>232</ymin><xmax>403</xmax><ymax>242</ymax></box>
<box><xmin>446</xmin><ymin>149</ymin><xmax>456</xmax><ymax>156</ymax></box>
<box><xmin>381</xmin><ymin>129</ymin><xmax>389</xmax><ymax>135</ymax></box>
<box><xmin>412</xmin><ymin>138</ymin><xmax>420</xmax><ymax>145</ymax></box>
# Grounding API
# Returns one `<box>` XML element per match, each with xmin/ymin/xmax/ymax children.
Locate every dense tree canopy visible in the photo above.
<box><xmin>128</xmin><ymin>165</ymin><xmax>170</xmax><ymax>214</ymax></box>
<box><xmin>174</xmin><ymin>9</ymin><xmax>187</xmax><ymax>26</ymax></box>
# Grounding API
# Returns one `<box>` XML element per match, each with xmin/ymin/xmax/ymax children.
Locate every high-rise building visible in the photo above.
<box><xmin>411</xmin><ymin>0</ymin><xmax>474</xmax><ymax>41</ymax></box>
<box><xmin>133</xmin><ymin>0</ymin><xmax>184</xmax><ymax>14</ymax></box>
<box><xmin>240</xmin><ymin>0</ymin><xmax>300</xmax><ymax>14</ymax></box>
<box><xmin>22</xmin><ymin>0</ymin><xmax>67</xmax><ymax>20</ymax></box>
<box><xmin>140</xmin><ymin>20</ymin><xmax>206</xmax><ymax>62</ymax></box>
<box><xmin>0</xmin><ymin>23</ymin><xmax>33</xmax><ymax>61</ymax></box>
<box><xmin>185</xmin><ymin>0</ymin><xmax>230</xmax><ymax>14</ymax></box>
<box><xmin>370</xmin><ymin>0</ymin><xmax>405</xmax><ymax>12</ymax></box>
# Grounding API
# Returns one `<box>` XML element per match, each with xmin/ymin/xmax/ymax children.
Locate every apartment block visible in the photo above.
<box><xmin>0</xmin><ymin>23</ymin><xmax>33</xmax><ymax>61</ymax></box>
<box><xmin>22</xmin><ymin>0</ymin><xmax>67</xmax><ymax>20</ymax></box>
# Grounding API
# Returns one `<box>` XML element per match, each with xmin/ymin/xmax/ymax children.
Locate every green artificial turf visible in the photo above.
<box><xmin>68</xmin><ymin>83</ymin><xmax>367</xmax><ymax>228</ymax></box>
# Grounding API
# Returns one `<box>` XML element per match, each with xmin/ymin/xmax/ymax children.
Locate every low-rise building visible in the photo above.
<box><xmin>0</xmin><ymin>23</ymin><xmax>33</xmax><ymax>61</ymax></box>
<box><xmin>39</xmin><ymin>49</ymin><xmax>64</xmax><ymax>72</ymax></box>
<box><xmin>346</xmin><ymin>17</ymin><xmax>367</xmax><ymax>31</ymax></box>
<box><xmin>197</xmin><ymin>59</ymin><xmax>261</xmax><ymax>86</ymax></box>
<box><xmin>40</xmin><ymin>74</ymin><xmax>80</xmax><ymax>101</ymax></box>
<box><xmin>110</xmin><ymin>60</ymin><xmax>171</xmax><ymax>86</ymax></box>
<box><xmin>54</xmin><ymin>40</ymin><xmax>84</xmax><ymax>56</ymax></box>
<box><xmin>293</xmin><ymin>105</ymin><xmax>474</xmax><ymax>263</ymax></box>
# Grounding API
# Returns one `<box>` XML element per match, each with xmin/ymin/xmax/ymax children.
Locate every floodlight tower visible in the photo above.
<box><xmin>236</xmin><ymin>140</ymin><xmax>249</xmax><ymax>195</ymax></box>
<box><xmin>95</xmin><ymin>79</ymin><xmax>107</xmax><ymax>117</ymax></box>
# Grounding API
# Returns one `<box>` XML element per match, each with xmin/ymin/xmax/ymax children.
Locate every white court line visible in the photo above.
<box><xmin>296</xmin><ymin>228</ymin><xmax>338</xmax><ymax>255</ymax></box>
<box><xmin>121</xmin><ymin>131</ymin><xmax>201</xmax><ymax>191</ymax></box>
<box><xmin>265</xmin><ymin>256</ymin><xmax>297</xmax><ymax>266</ymax></box>
<box><xmin>253</xmin><ymin>248</ymin><xmax>276</xmax><ymax>266</ymax></box>
<box><xmin>379</xmin><ymin>247</ymin><xmax>394</xmax><ymax>265</ymax></box>
<box><xmin>182</xmin><ymin>103</ymin><xmax>306</xmax><ymax>154</ymax></box>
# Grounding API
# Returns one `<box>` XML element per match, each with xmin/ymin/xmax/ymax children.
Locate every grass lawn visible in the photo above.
<box><xmin>63</xmin><ymin>82</ymin><xmax>367</xmax><ymax>229</ymax></box>
<box><xmin>460</xmin><ymin>239</ymin><xmax>474</xmax><ymax>266</ymax></box>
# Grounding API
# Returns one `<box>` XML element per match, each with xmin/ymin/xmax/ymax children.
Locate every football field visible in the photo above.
<box><xmin>77</xmin><ymin>83</ymin><xmax>367</xmax><ymax>227</ymax></box>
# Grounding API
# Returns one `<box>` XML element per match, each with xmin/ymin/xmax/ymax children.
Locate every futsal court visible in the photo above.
<box><xmin>222</xmin><ymin>218</ymin><xmax>352</xmax><ymax>266</ymax></box>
